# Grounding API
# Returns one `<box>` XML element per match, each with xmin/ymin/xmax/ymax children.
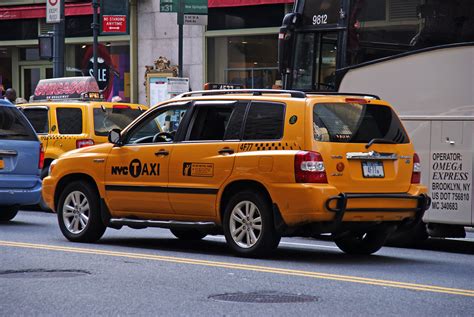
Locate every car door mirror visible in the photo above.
<box><xmin>108</xmin><ymin>128</ymin><xmax>122</xmax><ymax>146</ymax></box>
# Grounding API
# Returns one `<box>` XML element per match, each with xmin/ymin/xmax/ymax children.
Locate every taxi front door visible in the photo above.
<box><xmin>103</xmin><ymin>104</ymin><xmax>189</xmax><ymax>218</ymax></box>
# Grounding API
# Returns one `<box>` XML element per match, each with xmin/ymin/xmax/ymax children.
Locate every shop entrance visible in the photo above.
<box><xmin>21</xmin><ymin>65</ymin><xmax>53</xmax><ymax>100</ymax></box>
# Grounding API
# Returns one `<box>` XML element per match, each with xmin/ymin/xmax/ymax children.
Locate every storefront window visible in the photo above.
<box><xmin>207</xmin><ymin>35</ymin><xmax>280</xmax><ymax>89</ymax></box>
<box><xmin>67</xmin><ymin>42</ymin><xmax>131</xmax><ymax>102</ymax></box>
<box><xmin>0</xmin><ymin>48</ymin><xmax>12</xmax><ymax>95</ymax></box>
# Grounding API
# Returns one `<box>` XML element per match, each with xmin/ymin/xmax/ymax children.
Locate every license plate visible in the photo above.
<box><xmin>362</xmin><ymin>161</ymin><xmax>384</xmax><ymax>178</ymax></box>
<box><xmin>0</xmin><ymin>159</ymin><xmax>3</xmax><ymax>169</ymax></box>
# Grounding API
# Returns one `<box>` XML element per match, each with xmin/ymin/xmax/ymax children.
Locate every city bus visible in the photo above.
<box><xmin>278</xmin><ymin>0</ymin><xmax>474</xmax><ymax>242</ymax></box>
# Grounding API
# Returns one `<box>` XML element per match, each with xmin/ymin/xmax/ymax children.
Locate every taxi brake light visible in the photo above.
<box><xmin>76</xmin><ymin>139</ymin><xmax>95</xmax><ymax>149</ymax></box>
<box><xmin>345</xmin><ymin>98</ymin><xmax>367</xmax><ymax>104</ymax></box>
<box><xmin>113</xmin><ymin>105</ymin><xmax>131</xmax><ymax>109</ymax></box>
<box><xmin>294</xmin><ymin>151</ymin><xmax>327</xmax><ymax>183</ymax></box>
<box><xmin>411</xmin><ymin>153</ymin><xmax>421</xmax><ymax>184</ymax></box>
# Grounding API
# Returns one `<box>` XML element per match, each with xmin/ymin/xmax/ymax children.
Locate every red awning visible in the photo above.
<box><xmin>0</xmin><ymin>3</ymin><xmax>93</xmax><ymax>21</ymax></box>
<box><xmin>208</xmin><ymin>0</ymin><xmax>294</xmax><ymax>8</ymax></box>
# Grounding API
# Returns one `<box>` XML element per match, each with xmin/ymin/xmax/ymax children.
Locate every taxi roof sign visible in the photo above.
<box><xmin>33</xmin><ymin>77</ymin><xmax>102</xmax><ymax>101</ymax></box>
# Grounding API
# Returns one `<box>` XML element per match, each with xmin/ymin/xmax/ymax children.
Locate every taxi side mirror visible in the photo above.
<box><xmin>108</xmin><ymin>128</ymin><xmax>122</xmax><ymax>146</ymax></box>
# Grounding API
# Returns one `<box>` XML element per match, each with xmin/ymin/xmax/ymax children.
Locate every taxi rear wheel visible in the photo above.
<box><xmin>334</xmin><ymin>228</ymin><xmax>391</xmax><ymax>255</ymax></box>
<box><xmin>170</xmin><ymin>228</ymin><xmax>207</xmax><ymax>240</ymax></box>
<box><xmin>57</xmin><ymin>181</ymin><xmax>106</xmax><ymax>243</ymax></box>
<box><xmin>0</xmin><ymin>206</ymin><xmax>19</xmax><ymax>222</ymax></box>
<box><xmin>223</xmin><ymin>191</ymin><xmax>280</xmax><ymax>257</ymax></box>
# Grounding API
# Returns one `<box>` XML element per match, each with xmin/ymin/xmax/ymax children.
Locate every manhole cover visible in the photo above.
<box><xmin>209</xmin><ymin>291</ymin><xmax>318</xmax><ymax>303</ymax></box>
<box><xmin>0</xmin><ymin>269</ymin><xmax>90</xmax><ymax>279</ymax></box>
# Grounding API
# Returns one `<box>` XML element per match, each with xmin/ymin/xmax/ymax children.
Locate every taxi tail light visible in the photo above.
<box><xmin>411</xmin><ymin>153</ymin><xmax>421</xmax><ymax>184</ymax></box>
<box><xmin>39</xmin><ymin>144</ymin><xmax>45</xmax><ymax>170</ymax></box>
<box><xmin>295</xmin><ymin>151</ymin><xmax>327</xmax><ymax>183</ymax></box>
<box><xmin>76</xmin><ymin>139</ymin><xmax>95</xmax><ymax>149</ymax></box>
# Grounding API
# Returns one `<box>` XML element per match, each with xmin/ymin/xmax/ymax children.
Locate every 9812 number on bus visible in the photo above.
<box><xmin>312</xmin><ymin>14</ymin><xmax>328</xmax><ymax>25</ymax></box>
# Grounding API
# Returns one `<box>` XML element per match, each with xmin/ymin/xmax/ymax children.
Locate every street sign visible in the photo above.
<box><xmin>184</xmin><ymin>14</ymin><xmax>208</xmax><ymax>25</ymax></box>
<box><xmin>102</xmin><ymin>15</ymin><xmax>127</xmax><ymax>33</ymax></box>
<box><xmin>160</xmin><ymin>0</ymin><xmax>208</xmax><ymax>14</ymax></box>
<box><xmin>101</xmin><ymin>0</ymin><xmax>129</xmax><ymax>35</ymax></box>
<box><xmin>46</xmin><ymin>0</ymin><xmax>61</xmax><ymax>24</ymax></box>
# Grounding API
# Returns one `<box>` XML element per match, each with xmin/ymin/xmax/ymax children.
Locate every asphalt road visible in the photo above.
<box><xmin>1</xmin><ymin>210</ymin><xmax>473</xmax><ymax>316</ymax></box>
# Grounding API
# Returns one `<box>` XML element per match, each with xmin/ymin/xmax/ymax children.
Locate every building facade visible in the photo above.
<box><xmin>0</xmin><ymin>0</ymin><xmax>137</xmax><ymax>103</ymax></box>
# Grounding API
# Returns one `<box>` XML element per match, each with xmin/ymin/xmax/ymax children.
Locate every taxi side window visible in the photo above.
<box><xmin>56</xmin><ymin>108</ymin><xmax>82</xmax><ymax>134</ymax></box>
<box><xmin>22</xmin><ymin>108</ymin><xmax>49</xmax><ymax>134</ymax></box>
<box><xmin>126</xmin><ymin>105</ymin><xmax>188</xmax><ymax>144</ymax></box>
<box><xmin>187</xmin><ymin>105</ymin><xmax>234</xmax><ymax>141</ymax></box>
<box><xmin>243</xmin><ymin>102</ymin><xmax>285</xmax><ymax>140</ymax></box>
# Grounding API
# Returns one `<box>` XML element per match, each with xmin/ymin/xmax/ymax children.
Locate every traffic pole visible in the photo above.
<box><xmin>178</xmin><ymin>0</ymin><xmax>184</xmax><ymax>77</ymax></box>
<box><xmin>92</xmin><ymin>0</ymin><xmax>100</xmax><ymax>81</ymax></box>
<box><xmin>52</xmin><ymin>0</ymin><xmax>65</xmax><ymax>78</ymax></box>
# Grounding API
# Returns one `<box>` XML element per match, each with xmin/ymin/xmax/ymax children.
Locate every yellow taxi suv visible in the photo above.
<box><xmin>42</xmin><ymin>89</ymin><xmax>430</xmax><ymax>257</ymax></box>
<box><xmin>20</xmin><ymin>77</ymin><xmax>147</xmax><ymax>208</ymax></box>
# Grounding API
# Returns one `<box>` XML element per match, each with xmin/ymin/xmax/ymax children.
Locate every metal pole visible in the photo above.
<box><xmin>53</xmin><ymin>0</ymin><xmax>65</xmax><ymax>78</ymax></box>
<box><xmin>92</xmin><ymin>0</ymin><xmax>100</xmax><ymax>80</ymax></box>
<box><xmin>178</xmin><ymin>0</ymin><xmax>184</xmax><ymax>77</ymax></box>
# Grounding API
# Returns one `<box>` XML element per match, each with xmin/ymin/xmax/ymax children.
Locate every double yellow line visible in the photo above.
<box><xmin>1</xmin><ymin>240</ymin><xmax>473</xmax><ymax>297</ymax></box>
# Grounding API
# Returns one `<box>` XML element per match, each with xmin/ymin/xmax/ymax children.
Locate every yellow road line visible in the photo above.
<box><xmin>1</xmin><ymin>240</ymin><xmax>473</xmax><ymax>297</ymax></box>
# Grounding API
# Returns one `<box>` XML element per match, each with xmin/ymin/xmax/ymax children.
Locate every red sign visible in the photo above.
<box><xmin>102</xmin><ymin>15</ymin><xmax>127</xmax><ymax>33</ymax></box>
<box><xmin>33</xmin><ymin>77</ymin><xmax>100</xmax><ymax>101</ymax></box>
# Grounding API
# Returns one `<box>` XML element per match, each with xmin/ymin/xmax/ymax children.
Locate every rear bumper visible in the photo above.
<box><xmin>0</xmin><ymin>180</ymin><xmax>42</xmax><ymax>206</ymax></box>
<box><xmin>325</xmin><ymin>193</ymin><xmax>431</xmax><ymax>229</ymax></box>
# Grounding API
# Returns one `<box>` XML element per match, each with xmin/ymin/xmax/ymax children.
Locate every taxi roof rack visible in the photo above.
<box><xmin>308</xmin><ymin>92</ymin><xmax>381</xmax><ymax>100</ymax></box>
<box><xmin>177</xmin><ymin>89</ymin><xmax>380</xmax><ymax>100</ymax></box>
<box><xmin>177</xmin><ymin>89</ymin><xmax>307</xmax><ymax>99</ymax></box>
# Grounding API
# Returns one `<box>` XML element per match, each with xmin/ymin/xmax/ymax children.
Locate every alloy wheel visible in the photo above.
<box><xmin>229</xmin><ymin>200</ymin><xmax>262</xmax><ymax>248</ymax></box>
<box><xmin>62</xmin><ymin>191</ymin><xmax>90</xmax><ymax>234</ymax></box>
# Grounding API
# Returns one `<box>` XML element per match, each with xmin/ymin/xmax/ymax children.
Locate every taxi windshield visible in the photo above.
<box><xmin>93</xmin><ymin>107</ymin><xmax>143</xmax><ymax>136</ymax></box>
<box><xmin>313</xmin><ymin>103</ymin><xmax>409</xmax><ymax>143</ymax></box>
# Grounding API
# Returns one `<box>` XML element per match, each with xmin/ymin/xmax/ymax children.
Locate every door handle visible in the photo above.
<box><xmin>155</xmin><ymin>149</ymin><xmax>169</xmax><ymax>156</ymax></box>
<box><xmin>218</xmin><ymin>147</ymin><xmax>234</xmax><ymax>155</ymax></box>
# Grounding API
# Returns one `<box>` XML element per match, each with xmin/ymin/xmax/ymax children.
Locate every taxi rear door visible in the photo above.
<box><xmin>168</xmin><ymin>101</ymin><xmax>246</xmax><ymax>218</ymax></box>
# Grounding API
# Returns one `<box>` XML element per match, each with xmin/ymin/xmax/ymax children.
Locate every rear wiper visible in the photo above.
<box><xmin>365</xmin><ymin>138</ymin><xmax>396</xmax><ymax>149</ymax></box>
<box><xmin>0</xmin><ymin>133</ymin><xmax>30</xmax><ymax>138</ymax></box>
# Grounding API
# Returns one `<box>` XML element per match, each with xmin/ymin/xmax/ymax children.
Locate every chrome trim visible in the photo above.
<box><xmin>93</xmin><ymin>158</ymin><xmax>105</xmax><ymax>163</ymax></box>
<box><xmin>109</xmin><ymin>218</ymin><xmax>217</xmax><ymax>230</ymax></box>
<box><xmin>0</xmin><ymin>150</ymin><xmax>18</xmax><ymax>156</ymax></box>
<box><xmin>346</xmin><ymin>151</ymin><xmax>398</xmax><ymax>160</ymax></box>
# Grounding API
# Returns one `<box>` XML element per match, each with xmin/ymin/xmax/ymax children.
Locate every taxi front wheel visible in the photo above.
<box><xmin>223</xmin><ymin>191</ymin><xmax>280</xmax><ymax>257</ymax></box>
<box><xmin>334</xmin><ymin>227</ymin><xmax>392</xmax><ymax>255</ymax></box>
<box><xmin>57</xmin><ymin>181</ymin><xmax>106</xmax><ymax>243</ymax></box>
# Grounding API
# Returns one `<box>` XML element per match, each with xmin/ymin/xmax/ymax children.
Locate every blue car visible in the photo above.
<box><xmin>0</xmin><ymin>99</ymin><xmax>43</xmax><ymax>221</ymax></box>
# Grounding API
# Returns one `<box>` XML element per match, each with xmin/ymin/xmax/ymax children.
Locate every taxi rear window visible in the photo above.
<box><xmin>313</xmin><ymin>103</ymin><xmax>409</xmax><ymax>143</ymax></box>
<box><xmin>93</xmin><ymin>107</ymin><xmax>142</xmax><ymax>136</ymax></box>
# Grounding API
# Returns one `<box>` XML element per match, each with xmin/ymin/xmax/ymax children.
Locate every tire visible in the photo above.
<box><xmin>223</xmin><ymin>191</ymin><xmax>280</xmax><ymax>257</ymax></box>
<box><xmin>0</xmin><ymin>206</ymin><xmax>19</xmax><ymax>222</ymax></box>
<box><xmin>170</xmin><ymin>228</ymin><xmax>207</xmax><ymax>240</ymax></box>
<box><xmin>335</xmin><ymin>228</ymin><xmax>392</xmax><ymax>255</ymax></box>
<box><xmin>57</xmin><ymin>181</ymin><xmax>106</xmax><ymax>243</ymax></box>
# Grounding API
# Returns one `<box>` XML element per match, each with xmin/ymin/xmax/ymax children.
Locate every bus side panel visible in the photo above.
<box><xmin>339</xmin><ymin>45</ymin><xmax>474</xmax><ymax>117</ymax></box>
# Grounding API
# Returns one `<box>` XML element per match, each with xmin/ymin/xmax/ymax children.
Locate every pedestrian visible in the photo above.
<box><xmin>4</xmin><ymin>88</ymin><xmax>17</xmax><ymax>104</ymax></box>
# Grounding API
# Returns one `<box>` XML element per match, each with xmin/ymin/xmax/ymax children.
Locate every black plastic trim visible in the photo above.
<box><xmin>105</xmin><ymin>185</ymin><xmax>218</xmax><ymax>195</ymax></box>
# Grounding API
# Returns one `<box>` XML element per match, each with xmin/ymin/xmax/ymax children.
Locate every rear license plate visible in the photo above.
<box><xmin>362</xmin><ymin>161</ymin><xmax>384</xmax><ymax>178</ymax></box>
<box><xmin>0</xmin><ymin>159</ymin><xmax>3</xmax><ymax>169</ymax></box>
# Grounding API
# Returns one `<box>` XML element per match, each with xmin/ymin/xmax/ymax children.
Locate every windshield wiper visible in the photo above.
<box><xmin>365</xmin><ymin>138</ymin><xmax>396</xmax><ymax>149</ymax></box>
<box><xmin>0</xmin><ymin>133</ymin><xmax>30</xmax><ymax>138</ymax></box>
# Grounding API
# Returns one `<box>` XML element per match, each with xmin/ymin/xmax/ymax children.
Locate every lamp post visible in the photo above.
<box><xmin>52</xmin><ymin>0</ymin><xmax>65</xmax><ymax>78</ymax></box>
<box><xmin>92</xmin><ymin>0</ymin><xmax>100</xmax><ymax>80</ymax></box>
